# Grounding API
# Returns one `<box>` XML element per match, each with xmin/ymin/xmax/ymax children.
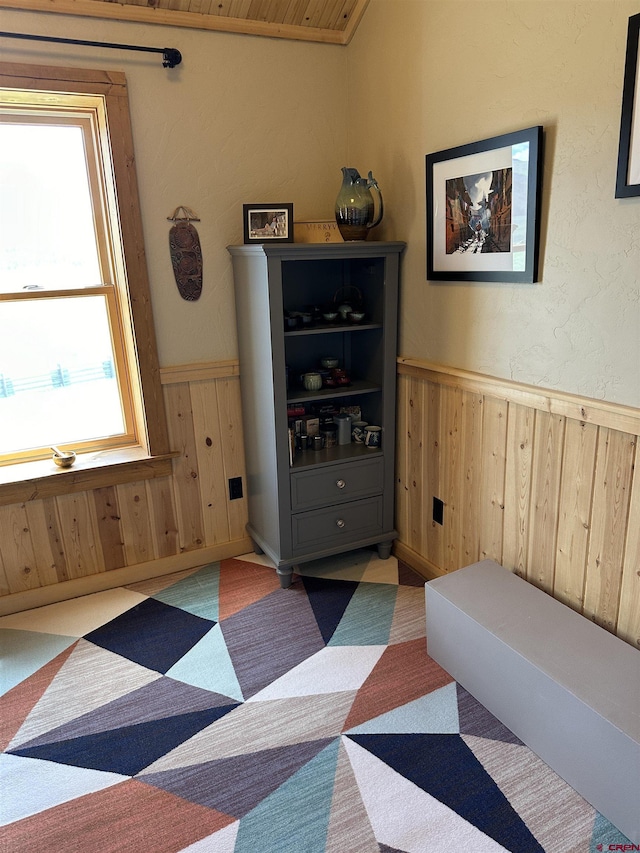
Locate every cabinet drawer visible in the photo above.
<box><xmin>290</xmin><ymin>457</ymin><xmax>383</xmax><ymax>511</ymax></box>
<box><xmin>292</xmin><ymin>495</ymin><xmax>383</xmax><ymax>553</ymax></box>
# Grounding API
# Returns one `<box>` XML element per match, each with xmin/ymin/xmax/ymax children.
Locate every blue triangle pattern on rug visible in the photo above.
<box><xmin>347</xmin><ymin>682</ymin><xmax>460</xmax><ymax>735</ymax></box>
<box><xmin>590</xmin><ymin>812</ymin><xmax>633</xmax><ymax>851</ymax></box>
<box><xmin>301</xmin><ymin>575</ymin><xmax>359</xmax><ymax>643</ymax></box>
<box><xmin>166</xmin><ymin>622</ymin><xmax>245</xmax><ymax>699</ymax></box>
<box><xmin>0</xmin><ymin>628</ymin><xmax>77</xmax><ymax>696</ymax></box>
<box><xmin>151</xmin><ymin>562</ymin><xmax>220</xmax><ymax>621</ymax></box>
<box><xmin>141</xmin><ymin>738</ymin><xmax>335</xmax><ymax>817</ymax></box>
<box><xmin>9</xmin><ymin>676</ymin><xmax>238</xmax><ymax>748</ymax></box>
<box><xmin>10</xmin><ymin>706</ymin><xmax>237</xmax><ymax>775</ymax></box>
<box><xmin>234</xmin><ymin>739</ymin><xmax>340</xmax><ymax>853</ymax></box>
<box><xmin>84</xmin><ymin>597</ymin><xmax>216</xmax><ymax>673</ymax></box>
<box><xmin>329</xmin><ymin>582</ymin><xmax>398</xmax><ymax>646</ymax></box>
<box><xmin>348</xmin><ymin>732</ymin><xmax>546</xmax><ymax>853</ymax></box>
<box><xmin>1</xmin><ymin>549</ymin><xmax>630</xmax><ymax>852</ymax></box>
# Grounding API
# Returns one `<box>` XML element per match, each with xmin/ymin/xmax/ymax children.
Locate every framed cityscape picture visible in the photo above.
<box><xmin>426</xmin><ymin>126</ymin><xmax>543</xmax><ymax>283</ymax></box>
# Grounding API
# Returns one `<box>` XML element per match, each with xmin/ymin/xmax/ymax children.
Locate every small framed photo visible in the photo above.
<box><xmin>615</xmin><ymin>13</ymin><xmax>640</xmax><ymax>198</ymax></box>
<box><xmin>243</xmin><ymin>204</ymin><xmax>294</xmax><ymax>243</ymax></box>
<box><xmin>426</xmin><ymin>126</ymin><xmax>543</xmax><ymax>283</ymax></box>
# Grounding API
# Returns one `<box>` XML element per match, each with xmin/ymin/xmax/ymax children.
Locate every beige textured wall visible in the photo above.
<box><xmin>347</xmin><ymin>0</ymin><xmax>640</xmax><ymax>408</ymax></box>
<box><xmin>3</xmin><ymin>3</ymin><xmax>639</xmax><ymax>407</ymax></box>
<box><xmin>0</xmin><ymin>10</ymin><xmax>348</xmax><ymax>367</ymax></box>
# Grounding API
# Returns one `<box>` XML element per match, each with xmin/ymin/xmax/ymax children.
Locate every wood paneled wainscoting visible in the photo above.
<box><xmin>0</xmin><ymin>361</ymin><xmax>251</xmax><ymax>614</ymax></box>
<box><xmin>395</xmin><ymin>359</ymin><xmax>640</xmax><ymax>649</ymax></box>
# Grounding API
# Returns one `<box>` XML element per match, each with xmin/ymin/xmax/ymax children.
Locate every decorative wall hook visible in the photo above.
<box><xmin>168</xmin><ymin>206</ymin><xmax>203</xmax><ymax>301</ymax></box>
<box><xmin>167</xmin><ymin>206</ymin><xmax>200</xmax><ymax>223</ymax></box>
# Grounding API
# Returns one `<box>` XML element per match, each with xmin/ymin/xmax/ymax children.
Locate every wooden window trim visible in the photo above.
<box><xmin>0</xmin><ymin>62</ymin><xmax>172</xmax><ymax>503</ymax></box>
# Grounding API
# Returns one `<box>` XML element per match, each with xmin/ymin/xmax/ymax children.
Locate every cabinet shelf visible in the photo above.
<box><xmin>290</xmin><ymin>442</ymin><xmax>381</xmax><ymax>471</ymax></box>
<box><xmin>287</xmin><ymin>379</ymin><xmax>380</xmax><ymax>405</ymax></box>
<box><xmin>284</xmin><ymin>322</ymin><xmax>382</xmax><ymax>337</ymax></box>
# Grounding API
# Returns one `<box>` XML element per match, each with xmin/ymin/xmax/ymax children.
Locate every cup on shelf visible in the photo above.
<box><xmin>351</xmin><ymin>420</ymin><xmax>368</xmax><ymax>443</ymax></box>
<box><xmin>320</xmin><ymin>356</ymin><xmax>339</xmax><ymax>369</ymax></box>
<box><xmin>302</xmin><ymin>372</ymin><xmax>322</xmax><ymax>391</ymax></box>
<box><xmin>364</xmin><ymin>425</ymin><xmax>382</xmax><ymax>449</ymax></box>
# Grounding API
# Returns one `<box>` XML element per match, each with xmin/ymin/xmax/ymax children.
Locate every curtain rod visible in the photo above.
<box><xmin>0</xmin><ymin>31</ymin><xmax>182</xmax><ymax>68</ymax></box>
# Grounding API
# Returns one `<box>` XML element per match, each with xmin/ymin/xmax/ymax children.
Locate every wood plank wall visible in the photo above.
<box><xmin>395</xmin><ymin>359</ymin><xmax>640</xmax><ymax>649</ymax></box>
<box><xmin>2</xmin><ymin>355</ymin><xmax>638</xmax><ymax>652</ymax></box>
<box><xmin>0</xmin><ymin>361</ymin><xmax>251</xmax><ymax>614</ymax></box>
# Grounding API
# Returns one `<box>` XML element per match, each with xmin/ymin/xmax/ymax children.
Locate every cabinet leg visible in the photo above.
<box><xmin>276</xmin><ymin>566</ymin><xmax>293</xmax><ymax>589</ymax></box>
<box><xmin>377</xmin><ymin>541</ymin><xmax>393</xmax><ymax>560</ymax></box>
<box><xmin>252</xmin><ymin>541</ymin><xmax>264</xmax><ymax>555</ymax></box>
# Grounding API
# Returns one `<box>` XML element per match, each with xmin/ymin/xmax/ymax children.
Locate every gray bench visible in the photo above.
<box><xmin>425</xmin><ymin>559</ymin><xmax>640</xmax><ymax>844</ymax></box>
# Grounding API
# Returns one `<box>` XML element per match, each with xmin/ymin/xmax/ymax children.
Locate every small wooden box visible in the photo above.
<box><xmin>294</xmin><ymin>220</ymin><xmax>343</xmax><ymax>244</ymax></box>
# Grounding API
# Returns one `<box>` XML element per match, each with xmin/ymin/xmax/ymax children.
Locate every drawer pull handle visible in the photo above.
<box><xmin>336</xmin><ymin>479</ymin><xmax>346</xmax><ymax>489</ymax></box>
<box><xmin>336</xmin><ymin>518</ymin><xmax>346</xmax><ymax>528</ymax></box>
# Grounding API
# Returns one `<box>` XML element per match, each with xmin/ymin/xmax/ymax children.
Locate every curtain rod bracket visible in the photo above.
<box><xmin>162</xmin><ymin>48</ymin><xmax>182</xmax><ymax>68</ymax></box>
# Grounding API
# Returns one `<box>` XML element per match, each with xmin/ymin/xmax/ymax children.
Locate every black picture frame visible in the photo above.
<box><xmin>426</xmin><ymin>126</ymin><xmax>543</xmax><ymax>283</ymax></box>
<box><xmin>615</xmin><ymin>13</ymin><xmax>640</xmax><ymax>198</ymax></box>
<box><xmin>243</xmin><ymin>204</ymin><xmax>294</xmax><ymax>243</ymax></box>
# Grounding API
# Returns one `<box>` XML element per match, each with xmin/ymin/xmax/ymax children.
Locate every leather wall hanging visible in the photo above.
<box><xmin>168</xmin><ymin>206</ymin><xmax>203</xmax><ymax>301</ymax></box>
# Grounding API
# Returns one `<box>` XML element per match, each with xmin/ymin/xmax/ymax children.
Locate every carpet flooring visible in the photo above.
<box><xmin>0</xmin><ymin>549</ymin><xmax>632</xmax><ymax>852</ymax></box>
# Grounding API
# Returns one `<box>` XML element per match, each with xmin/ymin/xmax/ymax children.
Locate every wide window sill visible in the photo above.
<box><xmin>0</xmin><ymin>447</ymin><xmax>178</xmax><ymax>507</ymax></box>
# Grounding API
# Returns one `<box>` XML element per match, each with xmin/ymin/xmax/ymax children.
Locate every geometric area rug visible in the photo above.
<box><xmin>0</xmin><ymin>548</ymin><xmax>632</xmax><ymax>852</ymax></box>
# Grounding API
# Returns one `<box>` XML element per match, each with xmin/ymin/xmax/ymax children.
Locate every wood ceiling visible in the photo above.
<box><xmin>0</xmin><ymin>0</ymin><xmax>370</xmax><ymax>44</ymax></box>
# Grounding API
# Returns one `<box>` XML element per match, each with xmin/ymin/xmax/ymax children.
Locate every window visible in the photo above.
<box><xmin>0</xmin><ymin>64</ymin><xmax>170</xmax><ymax>496</ymax></box>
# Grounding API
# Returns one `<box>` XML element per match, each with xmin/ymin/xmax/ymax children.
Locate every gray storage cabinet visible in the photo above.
<box><xmin>228</xmin><ymin>241</ymin><xmax>405</xmax><ymax>587</ymax></box>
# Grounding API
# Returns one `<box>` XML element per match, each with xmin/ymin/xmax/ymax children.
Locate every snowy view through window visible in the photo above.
<box><xmin>0</xmin><ymin>122</ymin><xmax>124</xmax><ymax>457</ymax></box>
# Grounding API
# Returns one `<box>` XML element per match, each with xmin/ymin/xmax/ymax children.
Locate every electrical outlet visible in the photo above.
<box><xmin>433</xmin><ymin>497</ymin><xmax>444</xmax><ymax>525</ymax></box>
<box><xmin>228</xmin><ymin>477</ymin><xmax>243</xmax><ymax>500</ymax></box>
